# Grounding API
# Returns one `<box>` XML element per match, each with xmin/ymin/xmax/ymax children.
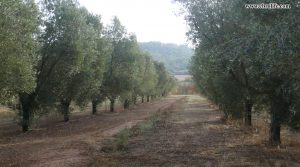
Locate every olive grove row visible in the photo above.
<box><xmin>0</xmin><ymin>0</ymin><xmax>175</xmax><ymax>131</ymax></box>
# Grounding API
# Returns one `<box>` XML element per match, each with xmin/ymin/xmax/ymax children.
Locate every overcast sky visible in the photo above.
<box><xmin>78</xmin><ymin>0</ymin><xmax>188</xmax><ymax>45</ymax></box>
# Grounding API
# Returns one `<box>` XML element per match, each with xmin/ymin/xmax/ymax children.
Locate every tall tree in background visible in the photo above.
<box><xmin>118</xmin><ymin>35</ymin><xmax>142</xmax><ymax>109</ymax></box>
<box><xmin>102</xmin><ymin>17</ymin><xmax>124</xmax><ymax>112</ymax></box>
<box><xmin>103</xmin><ymin>17</ymin><xmax>143</xmax><ymax>111</ymax></box>
<box><xmin>154</xmin><ymin>61</ymin><xmax>170</xmax><ymax>97</ymax></box>
<box><xmin>130</xmin><ymin>51</ymin><xmax>146</xmax><ymax>105</ymax></box>
<box><xmin>88</xmin><ymin>38</ymin><xmax>111</xmax><ymax>114</ymax></box>
<box><xmin>140</xmin><ymin>55</ymin><xmax>158</xmax><ymax>102</ymax></box>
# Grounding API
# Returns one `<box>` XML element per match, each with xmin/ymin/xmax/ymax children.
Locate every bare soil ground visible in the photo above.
<box><xmin>94</xmin><ymin>95</ymin><xmax>300</xmax><ymax>167</ymax></box>
<box><xmin>0</xmin><ymin>96</ymin><xmax>184</xmax><ymax>167</ymax></box>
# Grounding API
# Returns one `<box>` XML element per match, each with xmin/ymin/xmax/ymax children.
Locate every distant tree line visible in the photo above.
<box><xmin>176</xmin><ymin>0</ymin><xmax>299</xmax><ymax>145</ymax></box>
<box><xmin>0</xmin><ymin>0</ymin><xmax>175</xmax><ymax>132</ymax></box>
<box><xmin>139</xmin><ymin>42</ymin><xmax>193</xmax><ymax>75</ymax></box>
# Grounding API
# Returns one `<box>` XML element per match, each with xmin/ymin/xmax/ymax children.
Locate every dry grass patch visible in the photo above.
<box><xmin>0</xmin><ymin>106</ymin><xmax>15</xmax><ymax>118</ymax></box>
<box><xmin>100</xmin><ymin>112</ymin><xmax>165</xmax><ymax>154</ymax></box>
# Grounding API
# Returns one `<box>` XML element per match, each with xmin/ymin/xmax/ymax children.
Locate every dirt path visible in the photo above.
<box><xmin>95</xmin><ymin>95</ymin><xmax>300</xmax><ymax>167</ymax></box>
<box><xmin>0</xmin><ymin>96</ymin><xmax>184</xmax><ymax>167</ymax></box>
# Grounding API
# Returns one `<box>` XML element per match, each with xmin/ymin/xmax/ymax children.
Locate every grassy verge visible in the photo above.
<box><xmin>0</xmin><ymin>107</ymin><xmax>15</xmax><ymax>119</ymax></box>
<box><xmin>90</xmin><ymin>112</ymin><xmax>165</xmax><ymax>167</ymax></box>
<box><xmin>90</xmin><ymin>99</ymin><xmax>184</xmax><ymax>167</ymax></box>
<box><xmin>111</xmin><ymin>112</ymin><xmax>162</xmax><ymax>152</ymax></box>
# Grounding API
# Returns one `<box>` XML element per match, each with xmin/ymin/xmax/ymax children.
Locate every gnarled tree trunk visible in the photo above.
<box><xmin>123</xmin><ymin>99</ymin><xmax>130</xmax><ymax>109</ymax></box>
<box><xmin>269</xmin><ymin>95</ymin><xmax>287</xmax><ymax>146</ymax></box>
<box><xmin>147</xmin><ymin>96</ymin><xmax>150</xmax><ymax>102</ymax></box>
<box><xmin>61</xmin><ymin>98</ymin><xmax>71</xmax><ymax>122</ymax></box>
<box><xmin>244</xmin><ymin>98</ymin><xmax>253</xmax><ymax>126</ymax></box>
<box><xmin>270</xmin><ymin>110</ymin><xmax>281</xmax><ymax>146</ymax></box>
<box><xmin>110</xmin><ymin>99</ymin><xmax>115</xmax><ymax>112</ymax></box>
<box><xmin>19</xmin><ymin>93</ymin><xmax>37</xmax><ymax>132</ymax></box>
<box><xmin>92</xmin><ymin>100</ymin><xmax>98</xmax><ymax>115</ymax></box>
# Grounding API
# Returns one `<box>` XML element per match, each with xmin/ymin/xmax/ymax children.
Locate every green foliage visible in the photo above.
<box><xmin>154</xmin><ymin>61</ymin><xmax>174</xmax><ymax>96</ymax></box>
<box><xmin>177</xmin><ymin>0</ymin><xmax>300</xmax><ymax>143</ymax></box>
<box><xmin>38</xmin><ymin>0</ymin><xmax>110</xmax><ymax>118</ymax></box>
<box><xmin>139</xmin><ymin>113</ymin><xmax>160</xmax><ymax>133</ymax></box>
<box><xmin>0</xmin><ymin>0</ymin><xmax>39</xmax><ymax>102</ymax></box>
<box><xmin>114</xmin><ymin>113</ymin><xmax>161</xmax><ymax>151</ymax></box>
<box><xmin>1</xmin><ymin>0</ymin><xmax>175</xmax><ymax>130</ymax></box>
<box><xmin>139</xmin><ymin>42</ymin><xmax>193</xmax><ymax>74</ymax></box>
<box><xmin>102</xmin><ymin>17</ymin><xmax>139</xmax><ymax>104</ymax></box>
<box><xmin>102</xmin><ymin>18</ymin><xmax>175</xmax><ymax>109</ymax></box>
<box><xmin>138</xmin><ymin>55</ymin><xmax>158</xmax><ymax>98</ymax></box>
<box><xmin>115</xmin><ymin>128</ymin><xmax>131</xmax><ymax>151</ymax></box>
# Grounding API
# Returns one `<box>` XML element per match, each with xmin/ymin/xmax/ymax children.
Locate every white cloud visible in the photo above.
<box><xmin>78</xmin><ymin>0</ymin><xmax>188</xmax><ymax>44</ymax></box>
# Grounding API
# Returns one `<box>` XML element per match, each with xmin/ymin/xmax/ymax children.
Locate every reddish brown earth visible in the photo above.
<box><xmin>1</xmin><ymin>95</ymin><xmax>300</xmax><ymax>167</ymax></box>
<box><xmin>94</xmin><ymin>95</ymin><xmax>300</xmax><ymax>167</ymax></box>
<box><xmin>0</xmin><ymin>96</ymin><xmax>184</xmax><ymax>167</ymax></box>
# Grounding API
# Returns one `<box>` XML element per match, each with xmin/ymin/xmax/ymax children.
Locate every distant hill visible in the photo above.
<box><xmin>139</xmin><ymin>42</ymin><xmax>193</xmax><ymax>75</ymax></box>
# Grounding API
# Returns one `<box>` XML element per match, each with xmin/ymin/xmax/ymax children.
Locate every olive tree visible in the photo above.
<box><xmin>0</xmin><ymin>0</ymin><xmax>39</xmax><ymax>103</ymax></box>
<box><xmin>177</xmin><ymin>0</ymin><xmax>300</xmax><ymax>145</ymax></box>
